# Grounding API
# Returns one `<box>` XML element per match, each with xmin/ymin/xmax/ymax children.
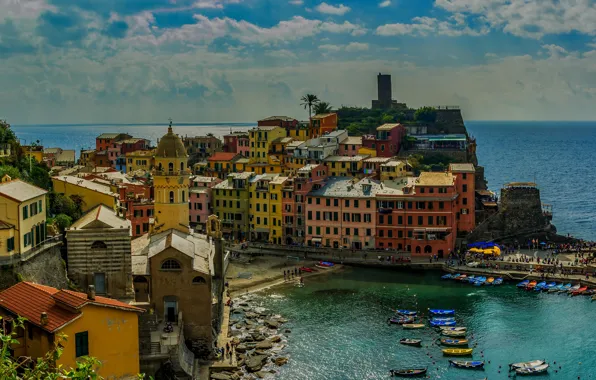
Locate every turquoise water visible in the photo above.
<box><xmin>255</xmin><ymin>267</ymin><xmax>596</xmax><ymax>379</ymax></box>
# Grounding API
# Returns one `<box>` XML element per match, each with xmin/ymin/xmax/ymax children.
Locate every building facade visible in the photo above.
<box><xmin>212</xmin><ymin>172</ymin><xmax>252</xmax><ymax>241</ymax></box>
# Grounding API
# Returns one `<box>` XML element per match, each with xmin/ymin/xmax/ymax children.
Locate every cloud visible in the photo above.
<box><xmin>319</xmin><ymin>44</ymin><xmax>342</xmax><ymax>52</ymax></box>
<box><xmin>434</xmin><ymin>0</ymin><xmax>596</xmax><ymax>39</ymax></box>
<box><xmin>315</xmin><ymin>2</ymin><xmax>351</xmax><ymax>16</ymax></box>
<box><xmin>192</xmin><ymin>0</ymin><xmax>242</xmax><ymax>9</ymax></box>
<box><xmin>542</xmin><ymin>44</ymin><xmax>568</xmax><ymax>58</ymax></box>
<box><xmin>345</xmin><ymin>42</ymin><xmax>369</xmax><ymax>52</ymax></box>
<box><xmin>103</xmin><ymin>20</ymin><xmax>129</xmax><ymax>38</ymax></box>
<box><xmin>0</xmin><ymin>0</ymin><xmax>52</xmax><ymax>21</ymax></box>
<box><xmin>376</xmin><ymin>15</ymin><xmax>488</xmax><ymax>37</ymax></box>
<box><xmin>266</xmin><ymin>49</ymin><xmax>298</xmax><ymax>59</ymax></box>
<box><xmin>319</xmin><ymin>42</ymin><xmax>369</xmax><ymax>52</ymax></box>
<box><xmin>0</xmin><ymin>20</ymin><xmax>36</xmax><ymax>56</ymax></box>
<box><xmin>485</xmin><ymin>52</ymin><xmax>497</xmax><ymax>58</ymax></box>
<box><xmin>289</xmin><ymin>0</ymin><xmax>304</xmax><ymax>4</ymax></box>
<box><xmin>379</xmin><ymin>0</ymin><xmax>391</xmax><ymax>7</ymax></box>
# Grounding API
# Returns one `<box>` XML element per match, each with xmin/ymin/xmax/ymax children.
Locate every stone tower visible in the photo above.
<box><xmin>152</xmin><ymin>121</ymin><xmax>190</xmax><ymax>234</ymax></box>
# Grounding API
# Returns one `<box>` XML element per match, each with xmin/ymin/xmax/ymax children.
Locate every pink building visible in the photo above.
<box><xmin>282</xmin><ymin>164</ymin><xmax>327</xmax><ymax>245</ymax></box>
<box><xmin>120</xmin><ymin>138</ymin><xmax>150</xmax><ymax>155</ymax></box>
<box><xmin>362</xmin><ymin>124</ymin><xmax>405</xmax><ymax>157</ymax></box>
<box><xmin>107</xmin><ymin>144</ymin><xmax>121</xmax><ymax>167</ymax></box>
<box><xmin>449</xmin><ymin>163</ymin><xmax>476</xmax><ymax>233</ymax></box>
<box><xmin>223</xmin><ymin>131</ymin><xmax>250</xmax><ymax>157</ymax></box>
<box><xmin>305</xmin><ymin>177</ymin><xmax>379</xmax><ymax>249</ymax></box>
<box><xmin>189</xmin><ymin>176</ymin><xmax>222</xmax><ymax>231</ymax></box>
<box><xmin>339</xmin><ymin>136</ymin><xmax>363</xmax><ymax>157</ymax></box>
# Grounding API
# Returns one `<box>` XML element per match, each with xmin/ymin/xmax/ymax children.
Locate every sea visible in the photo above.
<box><xmin>13</xmin><ymin>120</ymin><xmax>596</xmax><ymax>241</ymax></box>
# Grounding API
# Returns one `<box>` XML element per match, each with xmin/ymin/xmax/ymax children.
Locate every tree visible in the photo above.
<box><xmin>49</xmin><ymin>192</ymin><xmax>83</xmax><ymax>221</ymax></box>
<box><xmin>0</xmin><ymin>120</ymin><xmax>17</xmax><ymax>145</ymax></box>
<box><xmin>300</xmin><ymin>94</ymin><xmax>320</xmax><ymax>119</ymax></box>
<box><xmin>381</xmin><ymin>113</ymin><xmax>395</xmax><ymax>124</ymax></box>
<box><xmin>0</xmin><ymin>166</ymin><xmax>21</xmax><ymax>180</ymax></box>
<box><xmin>53</xmin><ymin>214</ymin><xmax>73</xmax><ymax>231</ymax></box>
<box><xmin>313</xmin><ymin>101</ymin><xmax>332</xmax><ymax>115</ymax></box>
<box><xmin>414</xmin><ymin>106</ymin><xmax>437</xmax><ymax>123</ymax></box>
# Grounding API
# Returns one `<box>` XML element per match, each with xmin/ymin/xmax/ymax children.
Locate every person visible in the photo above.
<box><xmin>164</xmin><ymin>322</ymin><xmax>173</xmax><ymax>333</ymax></box>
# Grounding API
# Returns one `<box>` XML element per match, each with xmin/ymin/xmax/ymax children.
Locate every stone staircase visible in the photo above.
<box><xmin>139</xmin><ymin>313</ymin><xmax>159</xmax><ymax>355</ymax></box>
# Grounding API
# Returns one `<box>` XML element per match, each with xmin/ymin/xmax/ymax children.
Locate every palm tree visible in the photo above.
<box><xmin>313</xmin><ymin>101</ymin><xmax>332</xmax><ymax>115</ymax></box>
<box><xmin>300</xmin><ymin>94</ymin><xmax>320</xmax><ymax>119</ymax></box>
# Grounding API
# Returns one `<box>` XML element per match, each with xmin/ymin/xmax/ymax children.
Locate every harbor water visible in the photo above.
<box><xmin>255</xmin><ymin>267</ymin><xmax>596</xmax><ymax>379</ymax></box>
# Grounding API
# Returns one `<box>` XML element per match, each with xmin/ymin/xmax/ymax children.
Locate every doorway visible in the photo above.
<box><xmin>164</xmin><ymin>296</ymin><xmax>178</xmax><ymax>323</ymax></box>
<box><xmin>94</xmin><ymin>273</ymin><xmax>106</xmax><ymax>294</ymax></box>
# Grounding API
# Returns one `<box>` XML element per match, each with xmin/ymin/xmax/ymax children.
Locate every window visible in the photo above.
<box><xmin>308</xmin><ymin>211</ymin><xmax>312</xmax><ymax>220</ymax></box>
<box><xmin>428</xmin><ymin>216</ymin><xmax>433</xmax><ymax>225</ymax></box>
<box><xmin>364</xmin><ymin>214</ymin><xmax>371</xmax><ymax>223</ymax></box>
<box><xmin>75</xmin><ymin>331</ymin><xmax>89</xmax><ymax>357</ymax></box>
<box><xmin>169</xmin><ymin>191</ymin><xmax>174</xmax><ymax>203</ymax></box>
<box><xmin>345</xmin><ymin>199</ymin><xmax>349</xmax><ymax>207</ymax></box>
<box><xmin>388</xmin><ymin>215</ymin><xmax>393</xmax><ymax>224</ymax></box>
<box><xmin>354</xmin><ymin>200</ymin><xmax>359</xmax><ymax>208</ymax></box>
<box><xmin>439</xmin><ymin>202</ymin><xmax>444</xmax><ymax>210</ymax></box>
<box><xmin>378</xmin><ymin>229</ymin><xmax>384</xmax><ymax>237</ymax></box>
<box><xmin>316</xmin><ymin>198</ymin><xmax>320</xmax><ymax>205</ymax></box>
<box><xmin>326</xmin><ymin>199</ymin><xmax>330</xmax><ymax>206</ymax></box>
<box><xmin>308</xmin><ymin>198</ymin><xmax>312</xmax><ymax>204</ymax></box>
<box><xmin>366</xmin><ymin>229</ymin><xmax>371</xmax><ymax>236</ymax></box>
<box><xmin>22</xmin><ymin>206</ymin><xmax>28</xmax><ymax>220</ymax></box>
<box><xmin>334</xmin><ymin>227</ymin><xmax>338</xmax><ymax>234</ymax></box>
<box><xmin>407</xmin><ymin>216</ymin><xmax>412</xmax><ymax>225</ymax></box>
<box><xmin>136</xmin><ymin>225</ymin><xmax>141</xmax><ymax>235</ymax></box>
<box><xmin>398</xmin><ymin>216</ymin><xmax>403</xmax><ymax>225</ymax></box>
<box><xmin>418</xmin><ymin>216</ymin><xmax>423</xmax><ymax>225</ymax></box>
<box><xmin>388</xmin><ymin>230</ymin><xmax>393</xmax><ymax>238</ymax></box>
<box><xmin>7</xmin><ymin>237</ymin><xmax>14</xmax><ymax>252</ymax></box>
<box><xmin>463</xmin><ymin>197</ymin><xmax>468</xmax><ymax>205</ymax></box>
<box><xmin>463</xmin><ymin>173</ymin><xmax>467</xmax><ymax>180</ymax></box>
<box><xmin>334</xmin><ymin>199</ymin><xmax>339</xmax><ymax>207</ymax></box>
<box><xmin>354</xmin><ymin>228</ymin><xmax>359</xmax><ymax>235</ymax></box>
<box><xmin>345</xmin><ymin>228</ymin><xmax>350</xmax><ymax>236</ymax></box>
<box><xmin>379</xmin><ymin>215</ymin><xmax>384</xmax><ymax>224</ymax></box>
<box><xmin>182</xmin><ymin>191</ymin><xmax>185</xmax><ymax>202</ymax></box>
<box><xmin>193</xmin><ymin>276</ymin><xmax>207</xmax><ymax>284</ymax></box>
<box><xmin>326</xmin><ymin>227</ymin><xmax>330</xmax><ymax>234</ymax></box>
<box><xmin>366</xmin><ymin>200</ymin><xmax>371</xmax><ymax>208</ymax></box>
<box><xmin>161</xmin><ymin>259</ymin><xmax>182</xmax><ymax>270</ymax></box>
<box><xmin>463</xmin><ymin>184</ymin><xmax>468</xmax><ymax>192</ymax></box>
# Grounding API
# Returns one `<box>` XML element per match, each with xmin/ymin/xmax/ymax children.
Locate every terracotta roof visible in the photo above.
<box><xmin>311</xmin><ymin>113</ymin><xmax>336</xmax><ymax>119</ymax></box>
<box><xmin>0</xmin><ymin>282</ymin><xmax>143</xmax><ymax>333</ymax></box>
<box><xmin>208</xmin><ymin>152</ymin><xmax>239</xmax><ymax>162</ymax></box>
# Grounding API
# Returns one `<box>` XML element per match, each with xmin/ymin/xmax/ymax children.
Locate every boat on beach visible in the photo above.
<box><xmin>299</xmin><ymin>267</ymin><xmax>316</xmax><ymax>273</ymax></box>
<box><xmin>473</xmin><ymin>277</ymin><xmax>486</xmax><ymax>286</ymax></box>
<box><xmin>442</xmin><ymin>330</ymin><xmax>466</xmax><ymax>337</ymax></box>
<box><xmin>403</xmin><ymin>324</ymin><xmax>425</xmax><ymax>329</ymax></box>
<box><xmin>396</xmin><ymin>310</ymin><xmax>417</xmax><ymax>316</ymax></box>
<box><xmin>466</xmin><ymin>275</ymin><xmax>476</xmax><ymax>283</ymax></box>
<box><xmin>517</xmin><ymin>280</ymin><xmax>529</xmax><ymax>288</ymax></box>
<box><xmin>568</xmin><ymin>284</ymin><xmax>581</xmax><ymax>293</ymax></box>
<box><xmin>544</xmin><ymin>282</ymin><xmax>557</xmax><ymax>291</ymax></box>
<box><xmin>457</xmin><ymin>275</ymin><xmax>468</xmax><ymax>282</ymax></box>
<box><xmin>515</xmin><ymin>363</ymin><xmax>549</xmax><ymax>375</ymax></box>
<box><xmin>442</xmin><ymin>348</ymin><xmax>473</xmax><ymax>356</ymax></box>
<box><xmin>400</xmin><ymin>338</ymin><xmax>422</xmax><ymax>347</ymax></box>
<box><xmin>509</xmin><ymin>360</ymin><xmax>546</xmax><ymax>371</ymax></box>
<box><xmin>389</xmin><ymin>368</ymin><xmax>427</xmax><ymax>377</ymax></box>
<box><xmin>525</xmin><ymin>280</ymin><xmax>537</xmax><ymax>290</ymax></box>
<box><xmin>430</xmin><ymin>319</ymin><xmax>456</xmax><ymax>327</ymax></box>
<box><xmin>429</xmin><ymin>309</ymin><xmax>455</xmax><ymax>316</ymax></box>
<box><xmin>549</xmin><ymin>283</ymin><xmax>563</xmax><ymax>293</ymax></box>
<box><xmin>448</xmin><ymin>360</ymin><xmax>485</xmax><ymax>369</ymax></box>
<box><xmin>591</xmin><ymin>294</ymin><xmax>596</xmax><ymax>301</ymax></box>
<box><xmin>561</xmin><ymin>283</ymin><xmax>572</xmax><ymax>292</ymax></box>
<box><xmin>440</xmin><ymin>338</ymin><xmax>468</xmax><ymax>346</ymax></box>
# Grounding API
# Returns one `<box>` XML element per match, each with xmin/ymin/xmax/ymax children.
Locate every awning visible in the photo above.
<box><xmin>425</xmin><ymin>228</ymin><xmax>450</xmax><ymax>232</ymax></box>
<box><xmin>311</xmin><ymin>238</ymin><xmax>322</xmax><ymax>243</ymax></box>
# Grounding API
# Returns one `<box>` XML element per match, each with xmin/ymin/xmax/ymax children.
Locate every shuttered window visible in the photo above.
<box><xmin>75</xmin><ymin>331</ymin><xmax>89</xmax><ymax>357</ymax></box>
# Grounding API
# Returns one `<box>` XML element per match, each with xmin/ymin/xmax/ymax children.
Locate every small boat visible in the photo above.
<box><xmin>493</xmin><ymin>277</ymin><xmax>503</xmax><ymax>286</ymax></box>
<box><xmin>441</xmin><ymin>274</ymin><xmax>453</xmax><ymax>280</ymax></box>
<box><xmin>299</xmin><ymin>266</ymin><xmax>316</xmax><ymax>273</ymax></box>
<box><xmin>403</xmin><ymin>324</ymin><xmax>425</xmax><ymax>329</ymax></box>
<box><xmin>442</xmin><ymin>330</ymin><xmax>466</xmax><ymax>337</ymax></box>
<box><xmin>440</xmin><ymin>338</ymin><xmax>468</xmax><ymax>346</ymax></box>
<box><xmin>451</xmin><ymin>273</ymin><xmax>461</xmax><ymax>280</ymax></box>
<box><xmin>548</xmin><ymin>283</ymin><xmax>563</xmax><ymax>293</ymax></box>
<box><xmin>473</xmin><ymin>277</ymin><xmax>486</xmax><ymax>286</ymax></box>
<box><xmin>318</xmin><ymin>261</ymin><xmax>334</xmax><ymax>267</ymax></box>
<box><xmin>389</xmin><ymin>316</ymin><xmax>414</xmax><ymax>325</ymax></box>
<box><xmin>486</xmin><ymin>277</ymin><xmax>494</xmax><ymax>285</ymax></box>
<box><xmin>561</xmin><ymin>283</ymin><xmax>572</xmax><ymax>292</ymax></box>
<box><xmin>583</xmin><ymin>289</ymin><xmax>595</xmax><ymax>296</ymax></box>
<box><xmin>591</xmin><ymin>294</ymin><xmax>596</xmax><ymax>301</ymax></box>
<box><xmin>517</xmin><ymin>280</ymin><xmax>529</xmax><ymax>288</ymax></box>
<box><xmin>430</xmin><ymin>320</ymin><xmax>456</xmax><ymax>327</ymax></box>
<box><xmin>568</xmin><ymin>284</ymin><xmax>580</xmax><ymax>293</ymax></box>
<box><xmin>544</xmin><ymin>282</ymin><xmax>557</xmax><ymax>290</ymax></box>
<box><xmin>509</xmin><ymin>360</ymin><xmax>546</xmax><ymax>370</ymax></box>
<box><xmin>440</xmin><ymin>326</ymin><xmax>467</xmax><ymax>332</ymax></box>
<box><xmin>526</xmin><ymin>280</ymin><xmax>537</xmax><ymax>290</ymax></box>
<box><xmin>466</xmin><ymin>275</ymin><xmax>476</xmax><ymax>283</ymax></box>
<box><xmin>315</xmin><ymin>264</ymin><xmax>330</xmax><ymax>270</ymax></box>
<box><xmin>431</xmin><ymin>317</ymin><xmax>456</xmax><ymax>322</ymax></box>
<box><xmin>389</xmin><ymin>368</ymin><xmax>427</xmax><ymax>377</ymax></box>
<box><xmin>396</xmin><ymin>310</ymin><xmax>417</xmax><ymax>316</ymax></box>
<box><xmin>533</xmin><ymin>281</ymin><xmax>546</xmax><ymax>291</ymax></box>
<box><xmin>515</xmin><ymin>363</ymin><xmax>549</xmax><ymax>375</ymax></box>
<box><xmin>429</xmin><ymin>309</ymin><xmax>455</xmax><ymax>316</ymax></box>
<box><xmin>449</xmin><ymin>360</ymin><xmax>485</xmax><ymax>369</ymax></box>
<box><xmin>458</xmin><ymin>275</ymin><xmax>468</xmax><ymax>282</ymax></box>
<box><xmin>400</xmin><ymin>338</ymin><xmax>422</xmax><ymax>347</ymax></box>
<box><xmin>442</xmin><ymin>348</ymin><xmax>473</xmax><ymax>356</ymax></box>
<box><xmin>571</xmin><ymin>286</ymin><xmax>588</xmax><ymax>296</ymax></box>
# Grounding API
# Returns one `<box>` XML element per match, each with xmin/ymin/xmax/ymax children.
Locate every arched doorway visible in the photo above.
<box><xmin>415</xmin><ymin>246</ymin><xmax>421</xmax><ymax>254</ymax></box>
<box><xmin>424</xmin><ymin>245</ymin><xmax>432</xmax><ymax>254</ymax></box>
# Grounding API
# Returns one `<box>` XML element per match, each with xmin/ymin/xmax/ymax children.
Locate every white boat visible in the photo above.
<box><xmin>442</xmin><ymin>330</ymin><xmax>466</xmax><ymax>337</ymax></box>
<box><xmin>515</xmin><ymin>363</ymin><xmax>549</xmax><ymax>375</ymax></box>
<box><xmin>439</xmin><ymin>326</ymin><xmax>467</xmax><ymax>332</ymax></box>
<box><xmin>509</xmin><ymin>360</ymin><xmax>546</xmax><ymax>370</ymax></box>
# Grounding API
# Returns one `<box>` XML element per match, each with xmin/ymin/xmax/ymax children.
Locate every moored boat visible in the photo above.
<box><xmin>389</xmin><ymin>368</ymin><xmax>427</xmax><ymax>377</ymax></box>
<box><xmin>571</xmin><ymin>286</ymin><xmax>588</xmax><ymax>296</ymax></box>
<box><xmin>448</xmin><ymin>360</ymin><xmax>485</xmax><ymax>369</ymax></box>
<box><xmin>442</xmin><ymin>348</ymin><xmax>473</xmax><ymax>356</ymax></box>
<box><xmin>299</xmin><ymin>266</ymin><xmax>316</xmax><ymax>273</ymax></box>
<box><xmin>509</xmin><ymin>360</ymin><xmax>546</xmax><ymax>371</ymax></box>
<box><xmin>493</xmin><ymin>277</ymin><xmax>503</xmax><ymax>286</ymax></box>
<box><xmin>473</xmin><ymin>277</ymin><xmax>486</xmax><ymax>286</ymax></box>
<box><xmin>544</xmin><ymin>282</ymin><xmax>557</xmax><ymax>291</ymax></box>
<box><xmin>430</xmin><ymin>319</ymin><xmax>456</xmax><ymax>327</ymax></box>
<box><xmin>561</xmin><ymin>283</ymin><xmax>572</xmax><ymax>292</ymax></box>
<box><xmin>318</xmin><ymin>261</ymin><xmax>334</xmax><ymax>267</ymax></box>
<box><xmin>389</xmin><ymin>316</ymin><xmax>414</xmax><ymax>325</ymax></box>
<box><xmin>591</xmin><ymin>294</ymin><xmax>596</xmax><ymax>301</ymax></box>
<box><xmin>548</xmin><ymin>283</ymin><xmax>563</xmax><ymax>293</ymax></box>
<box><xmin>442</xmin><ymin>330</ymin><xmax>466</xmax><ymax>337</ymax></box>
<box><xmin>583</xmin><ymin>289</ymin><xmax>595</xmax><ymax>296</ymax></box>
<box><xmin>400</xmin><ymin>338</ymin><xmax>422</xmax><ymax>347</ymax></box>
<box><xmin>451</xmin><ymin>273</ymin><xmax>461</xmax><ymax>280</ymax></box>
<box><xmin>458</xmin><ymin>275</ymin><xmax>468</xmax><ymax>282</ymax></box>
<box><xmin>533</xmin><ymin>281</ymin><xmax>546</xmax><ymax>291</ymax></box>
<box><xmin>525</xmin><ymin>280</ymin><xmax>537</xmax><ymax>290</ymax></box>
<box><xmin>486</xmin><ymin>277</ymin><xmax>494</xmax><ymax>285</ymax></box>
<box><xmin>466</xmin><ymin>275</ymin><xmax>476</xmax><ymax>283</ymax></box>
<box><xmin>440</xmin><ymin>326</ymin><xmax>467</xmax><ymax>332</ymax></box>
<box><xmin>403</xmin><ymin>324</ymin><xmax>425</xmax><ymax>329</ymax></box>
<box><xmin>396</xmin><ymin>309</ymin><xmax>417</xmax><ymax>316</ymax></box>
<box><xmin>429</xmin><ymin>309</ymin><xmax>455</xmax><ymax>316</ymax></box>
<box><xmin>517</xmin><ymin>280</ymin><xmax>529</xmax><ymax>288</ymax></box>
<box><xmin>568</xmin><ymin>284</ymin><xmax>580</xmax><ymax>293</ymax></box>
<box><xmin>441</xmin><ymin>274</ymin><xmax>452</xmax><ymax>280</ymax></box>
<box><xmin>440</xmin><ymin>338</ymin><xmax>468</xmax><ymax>346</ymax></box>
<box><xmin>431</xmin><ymin>317</ymin><xmax>455</xmax><ymax>322</ymax></box>
<box><xmin>515</xmin><ymin>363</ymin><xmax>549</xmax><ymax>375</ymax></box>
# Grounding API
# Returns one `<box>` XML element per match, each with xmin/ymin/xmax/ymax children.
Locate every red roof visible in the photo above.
<box><xmin>208</xmin><ymin>152</ymin><xmax>238</xmax><ymax>162</ymax></box>
<box><xmin>0</xmin><ymin>282</ymin><xmax>143</xmax><ymax>333</ymax></box>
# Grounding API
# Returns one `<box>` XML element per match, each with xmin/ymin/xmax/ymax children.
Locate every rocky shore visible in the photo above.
<box><xmin>211</xmin><ymin>295</ymin><xmax>290</xmax><ymax>380</ymax></box>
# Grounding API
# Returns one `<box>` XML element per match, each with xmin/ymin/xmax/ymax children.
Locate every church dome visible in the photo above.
<box><xmin>156</xmin><ymin>126</ymin><xmax>187</xmax><ymax>158</ymax></box>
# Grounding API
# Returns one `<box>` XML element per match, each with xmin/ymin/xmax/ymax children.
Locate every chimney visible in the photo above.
<box><xmin>87</xmin><ymin>285</ymin><xmax>96</xmax><ymax>300</ymax></box>
<box><xmin>40</xmin><ymin>312</ymin><xmax>48</xmax><ymax>326</ymax></box>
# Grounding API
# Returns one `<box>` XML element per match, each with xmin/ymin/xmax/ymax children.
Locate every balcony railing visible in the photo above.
<box><xmin>0</xmin><ymin>235</ymin><xmax>63</xmax><ymax>265</ymax></box>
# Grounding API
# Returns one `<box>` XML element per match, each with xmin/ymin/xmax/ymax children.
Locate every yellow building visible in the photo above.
<box><xmin>0</xmin><ymin>175</ymin><xmax>48</xmax><ymax>258</ymax></box>
<box><xmin>152</xmin><ymin>124</ymin><xmax>190</xmax><ymax>234</ymax></box>
<box><xmin>20</xmin><ymin>145</ymin><xmax>44</xmax><ymax>163</ymax></box>
<box><xmin>126</xmin><ymin>149</ymin><xmax>155</xmax><ymax>173</ymax></box>
<box><xmin>206</xmin><ymin>152</ymin><xmax>243</xmax><ymax>179</ymax></box>
<box><xmin>269</xmin><ymin>175</ymin><xmax>287</xmax><ymax>244</ymax></box>
<box><xmin>248</xmin><ymin>174</ymin><xmax>287</xmax><ymax>243</ymax></box>
<box><xmin>52</xmin><ymin>176</ymin><xmax>119</xmax><ymax>213</ymax></box>
<box><xmin>213</xmin><ymin>172</ymin><xmax>253</xmax><ymax>241</ymax></box>
<box><xmin>249</xmin><ymin>126</ymin><xmax>286</xmax><ymax>163</ymax></box>
<box><xmin>79</xmin><ymin>149</ymin><xmax>96</xmax><ymax>167</ymax></box>
<box><xmin>358</xmin><ymin>147</ymin><xmax>377</xmax><ymax>157</ymax></box>
<box><xmin>0</xmin><ymin>282</ymin><xmax>143</xmax><ymax>379</ymax></box>
<box><xmin>380</xmin><ymin>160</ymin><xmax>406</xmax><ymax>181</ymax></box>
<box><xmin>323</xmin><ymin>155</ymin><xmax>368</xmax><ymax>177</ymax></box>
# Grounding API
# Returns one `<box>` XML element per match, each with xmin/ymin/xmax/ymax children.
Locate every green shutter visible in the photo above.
<box><xmin>75</xmin><ymin>331</ymin><xmax>89</xmax><ymax>357</ymax></box>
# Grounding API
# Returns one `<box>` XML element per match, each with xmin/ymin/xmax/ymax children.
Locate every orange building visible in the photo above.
<box><xmin>449</xmin><ymin>163</ymin><xmax>476</xmax><ymax>233</ymax></box>
<box><xmin>310</xmin><ymin>113</ymin><xmax>338</xmax><ymax>137</ymax></box>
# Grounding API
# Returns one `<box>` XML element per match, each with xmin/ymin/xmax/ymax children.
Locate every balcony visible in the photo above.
<box><xmin>1</xmin><ymin>235</ymin><xmax>63</xmax><ymax>265</ymax></box>
<box><xmin>154</xmin><ymin>169</ymin><xmax>191</xmax><ymax>176</ymax></box>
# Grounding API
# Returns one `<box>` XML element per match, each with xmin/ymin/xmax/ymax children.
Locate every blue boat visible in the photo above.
<box><xmin>466</xmin><ymin>275</ymin><xmax>477</xmax><ymax>283</ymax></box>
<box><xmin>431</xmin><ymin>317</ymin><xmax>455</xmax><ymax>322</ymax></box>
<box><xmin>561</xmin><ymin>283</ymin><xmax>572</xmax><ymax>292</ymax></box>
<box><xmin>473</xmin><ymin>276</ymin><xmax>486</xmax><ymax>286</ymax></box>
<box><xmin>517</xmin><ymin>280</ymin><xmax>529</xmax><ymax>288</ymax></box>
<box><xmin>534</xmin><ymin>281</ymin><xmax>547</xmax><ymax>291</ymax></box>
<box><xmin>430</xmin><ymin>319</ymin><xmax>456</xmax><ymax>327</ymax></box>
<box><xmin>441</xmin><ymin>274</ymin><xmax>452</xmax><ymax>280</ymax></box>
<box><xmin>493</xmin><ymin>278</ymin><xmax>503</xmax><ymax>286</ymax></box>
<box><xmin>548</xmin><ymin>283</ymin><xmax>563</xmax><ymax>293</ymax></box>
<box><xmin>429</xmin><ymin>309</ymin><xmax>455</xmax><ymax>316</ymax></box>
<box><xmin>451</xmin><ymin>274</ymin><xmax>461</xmax><ymax>280</ymax></box>
<box><xmin>544</xmin><ymin>282</ymin><xmax>557</xmax><ymax>290</ymax></box>
<box><xmin>396</xmin><ymin>309</ymin><xmax>417</xmax><ymax>316</ymax></box>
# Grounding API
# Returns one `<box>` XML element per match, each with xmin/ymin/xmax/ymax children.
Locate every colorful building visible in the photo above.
<box><xmin>0</xmin><ymin>176</ymin><xmax>48</xmax><ymax>258</ymax></box>
<box><xmin>249</xmin><ymin>126</ymin><xmax>286</xmax><ymax>163</ymax></box>
<box><xmin>212</xmin><ymin>172</ymin><xmax>253</xmax><ymax>241</ymax></box>
<box><xmin>206</xmin><ymin>152</ymin><xmax>244</xmax><ymax>179</ymax></box>
<box><xmin>120</xmin><ymin>138</ymin><xmax>150</xmax><ymax>155</ymax></box>
<box><xmin>79</xmin><ymin>149</ymin><xmax>96</xmax><ymax>167</ymax></box>
<box><xmin>182</xmin><ymin>135</ymin><xmax>223</xmax><ymax>162</ymax></box>
<box><xmin>449</xmin><ymin>163</ymin><xmax>476</xmax><ymax>233</ymax></box>
<box><xmin>380</xmin><ymin>160</ymin><xmax>406</xmax><ymax>181</ymax></box>
<box><xmin>362</xmin><ymin>123</ymin><xmax>405</xmax><ymax>157</ymax></box>
<box><xmin>249</xmin><ymin>174</ymin><xmax>276</xmax><ymax>242</ymax></box>
<box><xmin>20</xmin><ymin>145</ymin><xmax>44</xmax><ymax>163</ymax></box>
<box><xmin>0</xmin><ymin>282</ymin><xmax>143</xmax><ymax>379</ymax></box>
<box><xmin>126</xmin><ymin>150</ymin><xmax>155</xmax><ymax>173</ymax></box>
<box><xmin>269</xmin><ymin>175</ymin><xmax>287</xmax><ymax>244</ymax></box>
<box><xmin>96</xmin><ymin>133</ymin><xmax>132</xmax><ymax>152</ymax></box>
<box><xmin>223</xmin><ymin>131</ymin><xmax>250</xmax><ymax>157</ymax></box>
<box><xmin>339</xmin><ymin>136</ymin><xmax>363</xmax><ymax>157</ymax></box>
<box><xmin>323</xmin><ymin>155</ymin><xmax>368</xmax><ymax>177</ymax></box>
<box><xmin>306</xmin><ymin>177</ymin><xmax>379</xmax><ymax>249</ymax></box>
<box><xmin>189</xmin><ymin>176</ymin><xmax>221</xmax><ymax>231</ymax></box>
<box><xmin>309</xmin><ymin>113</ymin><xmax>338</xmax><ymax>137</ymax></box>
<box><xmin>52</xmin><ymin>176</ymin><xmax>120</xmax><ymax>213</ymax></box>
<box><xmin>363</xmin><ymin>157</ymin><xmax>393</xmax><ymax>177</ymax></box>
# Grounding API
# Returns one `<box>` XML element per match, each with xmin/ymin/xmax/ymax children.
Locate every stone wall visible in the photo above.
<box><xmin>0</xmin><ymin>244</ymin><xmax>68</xmax><ymax>290</ymax></box>
<box><xmin>431</xmin><ymin>109</ymin><xmax>467</xmax><ymax>135</ymax></box>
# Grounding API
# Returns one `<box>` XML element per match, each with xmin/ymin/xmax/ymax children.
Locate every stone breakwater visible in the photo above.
<box><xmin>212</xmin><ymin>295</ymin><xmax>290</xmax><ymax>380</ymax></box>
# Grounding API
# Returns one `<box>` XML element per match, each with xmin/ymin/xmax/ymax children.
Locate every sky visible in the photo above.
<box><xmin>1</xmin><ymin>0</ymin><xmax>596</xmax><ymax>124</ymax></box>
